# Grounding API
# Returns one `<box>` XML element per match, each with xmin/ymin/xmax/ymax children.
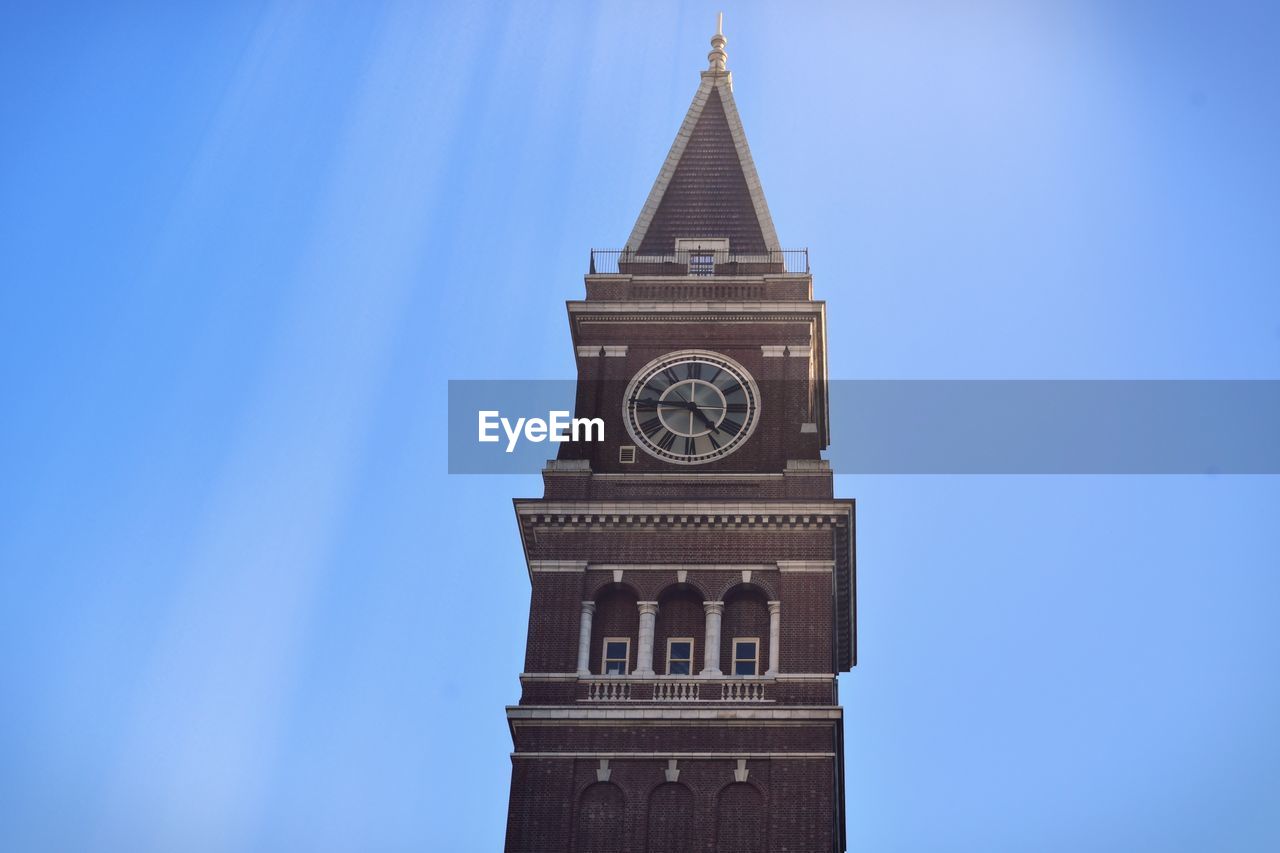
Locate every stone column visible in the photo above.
<box><xmin>766</xmin><ymin>600</ymin><xmax>782</xmax><ymax>676</ymax></box>
<box><xmin>636</xmin><ymin>601</ymin><xmax>659</xmax><ymax>676</ymax></box>
<box><xmin>701</xmin><ymin>601</ymin><xmax>724</xmax><ymax>676</ymax></box>
<box><xmin>576</xmin><ymin>601</ymin><xmax>595</xmax><ymax>676</ymax></box>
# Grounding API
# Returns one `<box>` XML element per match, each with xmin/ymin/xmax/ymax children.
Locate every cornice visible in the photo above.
<box><xmin>507</xmin><ymin>706</ymin><xmax>842</xmax><ymax>722</ymax></box>
<box><xmin>568</xmin><ymin>300</ymin><xmax>825</xmax><ymax>315</ymax></box>
<box><xmin>511</xmin><ymin>751</ymin><xmax>836</xmax><ymax>759</ymax></box>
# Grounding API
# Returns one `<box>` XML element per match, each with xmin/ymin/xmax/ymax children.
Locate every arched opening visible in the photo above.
<box><xmin>715</xmin><ymin>782</ymin><xmax>764</xmax><ymax>853</ymax></box>
<box><xmin>646</xmin><ymin>782</ymin><xmax>694</xmax><ymax>852</ymax></box>
<box><xmin>574</xmin><ymin>782</ymin><xmax>625</xmax><ymax>853</ymax></box>
<box><xmin>721</xmin><ymin>584</ymin><xmax>770</xmax><ymax>677</ymax></box>
<box><xmin>654</xmin><ymin>585</ymin><xmax>704</xmax><ymax>675</ymax></box>
<box><xmin>590</xmin><ymin>584</ymin><xmax>639</xmax><ymax>675</ymax></box>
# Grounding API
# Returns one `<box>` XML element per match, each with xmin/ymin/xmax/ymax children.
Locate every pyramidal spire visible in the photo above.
<box><xmin>624</xmin><ymin>15</ymin><xmax>781</xmax><ymax>255</ymax></box>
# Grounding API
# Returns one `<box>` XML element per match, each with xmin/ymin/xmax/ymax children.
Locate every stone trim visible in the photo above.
<box><xmin>517</xmin><ymin>501</ymin><xmax>853</xmax><ymax>515</ymax></box>
<box><xmin>592</xmin><ymin>473</ymin><xmax>785</xmax><ymax>481</ymax></box>
<box><xmin>776</xmin><ymin>560</ymin><xmax>835</xmax><ymax>573</ymax></box>
<box><xmin>603</xmin><ymin>345</ymin><xmax>628</xmax><ymax>357</ymax></box>
<box><xmin>517</xmin><ymin>672</ymin><xmax>837</xmax><ymax>682</ymax></box>
<box><xmin>784</xmin><ymin>459</ymin><xmax>830</xmax><ymax>473</ymax></box>
<box><xmin>511</xmin><ymin>752</ymin><xmax>836</xmax><ymax>759</ymax></box>
<box><xmin>529</xmin><ymin>560</ymin><xmax>589</xmax><ymax>573</ymax></box>
<box><xmin>568</xmin><ymin>300</ymin><xmax>824</xmax><ymax>314</ymax></box>
<box><xmin>517</xmin><ymin>505</ymin><xmax>852</xmax><ymax>535</ymax></box>
<box><xmin>507</xmin><ymin>705</ymin><xmax>842</xmax><ymax>721</ymax></box>
<box><xmin>589</xmin><ymin>563</ymin><xmax>776</xmax><ymax>572</ymax></box>
<box><xmin>542</xmin><ymin>459</ymin><xmax>591</xmax><ymax>473</ymax></box>
<box><xmin>761</xmin><ymin>345</ymin><xmax>787</xmax><ymax>357</ymax></box>
<box><xmin>713</xmin><ymin>78</ymin><xmax>782</xmax><ymax>250</ymax></box>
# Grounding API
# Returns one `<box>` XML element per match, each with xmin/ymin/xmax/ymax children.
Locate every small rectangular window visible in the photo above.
<box><xmin>732</xmin><ymin>638</ymin><xmax>759</xmax><ymax>676</ymax></box>
<box><xmin>666</xmin><ymin>638</ymin><xmax>694</xmax><ymax>675</ymax></box>
<box><xmin>619</xmin><ymin>445</ymin><xmax>637</xmax><ymax>464</ymax></box>
<box><xmin>689</xmin><ymin>251</ymin><xmax>715</xmax><ymax>276</ymax></box>
<box><xmin>603</xmin><ymin>638</ymin><xmax>630</xmax><ymax>675</ymax></box>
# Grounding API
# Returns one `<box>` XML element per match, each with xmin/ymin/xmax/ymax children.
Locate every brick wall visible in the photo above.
<box><xmin>505</xmin><ymin>754</ymin><xmax>836</xmax><ymax>852</ymax></box>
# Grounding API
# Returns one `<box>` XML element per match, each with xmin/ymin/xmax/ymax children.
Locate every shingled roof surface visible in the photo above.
<box><xmin>636</xmin><ymin>87</ymin><xmax>769</xmax><ymax>255</ymax></box>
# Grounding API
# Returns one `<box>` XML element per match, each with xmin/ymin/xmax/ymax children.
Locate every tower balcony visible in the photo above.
<box><xmin>583</xmin><ymin>676</ymin><xmax>769</xmax><ymax>703</ymax></box>
<box><xmin>517</xmin><ymin>673</ymin><xmax>838</xmax><ymax>706</ymax></box>
<box><xmin>588</xmin><ymin>247</ymin><xmax>809</xmax><ymax>277</ymax></box>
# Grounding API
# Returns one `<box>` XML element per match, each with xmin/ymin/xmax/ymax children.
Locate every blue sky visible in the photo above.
<box><xmin>1</xmin><ymin>2</ymin><xmax>1278</xmax><ymax>851</ymax></box>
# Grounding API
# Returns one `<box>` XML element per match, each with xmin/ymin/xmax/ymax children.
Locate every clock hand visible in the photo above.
<box><xmin>692</xmin><ymin>406</ymin><xmax>718</xmax><ymax>430</ymax></box>
<box><xmin>632</xmin><ymin>396</ymin><xmax>688</xmax><ymax>409</ymax></box>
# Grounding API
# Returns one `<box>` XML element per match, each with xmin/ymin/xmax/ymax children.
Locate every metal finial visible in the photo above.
<box><xmin>708</xmin><ymin>12</ymin><xmax>728</xmax><ymax>72</ymax></box>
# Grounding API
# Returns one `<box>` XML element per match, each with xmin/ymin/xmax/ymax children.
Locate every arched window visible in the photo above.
<box><xmin>715</xmin><ymin>782</ymin><xmax>765</xmax><ymax>853</ymax></box>
<box><xmin>646</xmin><ymin>782</ymin><xmax>694</xmax><ymax>852</ymax></box>
<box><xmin>574</xmin><ymin>782</ymin><xmax>625</xmax><ymax>853</ymax></box>
<box><xmin>590</xmin><ymin>584</ymin><xmax>639</xmax><ymax>675</ymax></box>
<box><xmin>720</xmin><ymin>585</ymin><xmax>770</xmax><ymax>676</ymax></box>
<box><xmin>654</xmin><ymin>585</ymin><xmax>704</xmax><ymax>675</ymax></box>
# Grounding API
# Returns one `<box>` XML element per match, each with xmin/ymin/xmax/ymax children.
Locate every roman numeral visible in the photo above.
<box><xmin>689</xmin><ymin>362</ymin><xmax>702</xmax><ymax>379</ymax></box>
<box><xmin>640</xmin><ymin>417</ymin><xmax>662</xmax><ymax>436</ymax></box>
<box><xmin>657</xmin><ymin>430</ymin><xmax>677</xmax><ymax>451</ymax></box>
<box><xmin>634</xmin><ymin>397</ymin><xmax>658</xmax><ymax>411</ymax></box>
<box><xmin>726</xmin><ymin>402</ymin><xmax>748</xmax><ymax>413</ymax></box>
<box><xmin>719</xmin><ymin>418</ymin><xmax>742</xmax><ymax>436</ymax></box>
<box><xmin>684</xmin><ymin>436</ymin><xmax>695</xmax><ymax>456</ymax></box>
<box><xmin>720</xmin><ymin>381</ymin><xmax>741</xmax><ymax>396</ymax></box>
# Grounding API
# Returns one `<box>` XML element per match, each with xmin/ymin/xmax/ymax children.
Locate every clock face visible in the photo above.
<box><xmin>623</xmin><ymin>350</ymin><xmax>760</xmax><ymax>464</ymax></box>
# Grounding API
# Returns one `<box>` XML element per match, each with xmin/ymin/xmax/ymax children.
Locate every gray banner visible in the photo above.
<box><xmin>448</xmin><ymin>380</ymin><xmax>1280</xmax><ymax>474</ymax></box>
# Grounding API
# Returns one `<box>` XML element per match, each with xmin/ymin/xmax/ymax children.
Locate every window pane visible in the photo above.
<box><xmin>605</xmin><ymin>660</ymin><xmax>626</xmax><ymax>675</ymax></box>
<box><xmin>735</xmin><ymin>660</ymin><xmax>756</xmax><ymax>676</ymax></box>
<box><xmin>606</xmin><ymin>642</ymin><xmax>627</xmax><ymax>658</ymax></box>
<box><xmin>735</xmin><ymin>641</ymin><xmax>756</xmax><ymax>659</ymax></box>
<box><xmin>670</xmin><ymin>642</ymin><xmax>691</xmax><ymax>659</ymax></box>
<box><xmin>669</xmin><ymin>660</ymin><xmax>690</xmax><ymax>675</ymax></box>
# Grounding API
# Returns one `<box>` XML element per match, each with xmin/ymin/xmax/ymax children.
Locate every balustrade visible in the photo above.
<box><xmin>581</xmin><ymin>678</ymin><xmax>768</xmax><ymax>702</ymax></box>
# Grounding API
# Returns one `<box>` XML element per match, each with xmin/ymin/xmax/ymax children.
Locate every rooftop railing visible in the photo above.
<box><xmin>589</xmin><ymin>248</ymin><xmax>809</xmax><ymax>276</ymax></box>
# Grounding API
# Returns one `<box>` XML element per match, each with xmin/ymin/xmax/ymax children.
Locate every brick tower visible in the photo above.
<box><xmin>504</xmin><ymin>20</ymin><xmax>856</xmax><ymax>853</ymax></box>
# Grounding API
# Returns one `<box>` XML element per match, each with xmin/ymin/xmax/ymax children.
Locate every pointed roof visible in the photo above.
<box><xmin>625</xmin><ymin>25</ymin><xmax>781</xmax><ymax>255</ymax></box>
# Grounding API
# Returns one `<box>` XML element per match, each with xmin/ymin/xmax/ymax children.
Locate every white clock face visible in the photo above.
<box><xmin>623</xmin><ymin>350</ymin><xmax>760</xmax><ymax>464</ymax></box>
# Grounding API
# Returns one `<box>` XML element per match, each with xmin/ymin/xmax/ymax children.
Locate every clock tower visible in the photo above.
<box><xmin>504</xmin><ymin>20</ymin><xmax>856</xmax><ymax>852</ymax></box>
